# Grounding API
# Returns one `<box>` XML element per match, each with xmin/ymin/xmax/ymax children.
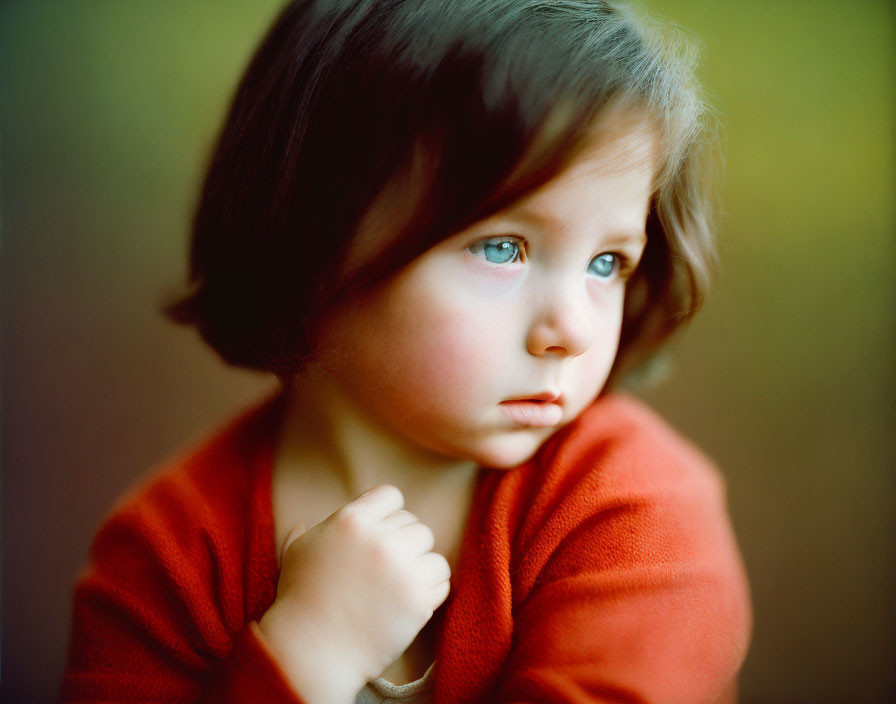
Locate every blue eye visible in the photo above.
<box><xmin>588</xmin><ymin>253</ymin><xmax>619</xmax><ymax>279</ymax></box>
<box><xmin>469</xmin><ymin>238</ymin><xmax>521</xmax><ymax>264</ymax></box>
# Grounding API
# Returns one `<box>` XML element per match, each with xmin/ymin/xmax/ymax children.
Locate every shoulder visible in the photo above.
<box><xmin>95</xmin><ymin>390</ymin><xmax>284</xmax><ymax>554</ymax></box>
<box><xmin>504</xmin><ymin>394</ymin><xmax>752</xmax><ymax>698</ymax></box>
<box><xmin>532</xmin><ymin>392</ymin><xmax>727</xmax><ymax>514</ymax></box>
<box><xmin>63</xmin><ymin>391</ymin><xmax>294</xmax><ymax>698</ymax></box>
<box><xmin>76</xmin><ymin>391</ymin><xmax>286</xmax><ymax>653</ymax></box>
<box><xmin>514</xmin><ymin>392</ymin><xmax>751</xmax><ymax>625</ymax></box>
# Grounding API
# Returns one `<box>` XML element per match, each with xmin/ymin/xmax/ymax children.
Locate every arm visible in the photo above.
<box><xmin>61</xmin><ymin>482</ymin><xmax>449</xmax><ymax>704</ymax></box>
<box><xmin>492</xmin><ymin>463</ymin><xmax>752</xmax><ymax>703</ymax></box>
<box><xmin>60</xmin><ymin>503</ymin><xmax>308</xmax><ymax>703</ymax></box>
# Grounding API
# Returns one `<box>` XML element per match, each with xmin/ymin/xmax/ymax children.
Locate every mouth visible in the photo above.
<box><xmin>499</xmin><ymin>393</ymin><xmax>564</xmax><ymax>427</ymax></box>
<box><xmin>503</xmin><ymin>390</ymin><xmax>562</xmax><ymax>403</ymax></box>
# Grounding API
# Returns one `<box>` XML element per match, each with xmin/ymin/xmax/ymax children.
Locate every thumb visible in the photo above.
<box><xmin>280</xmin><ymin>522</ymin><xmax>307</xmax><ymax>566</ymax></box>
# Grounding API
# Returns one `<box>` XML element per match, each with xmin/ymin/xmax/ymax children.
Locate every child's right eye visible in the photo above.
<box><xmin>467</xmin><ymin>237</ymin><xmax>523</xmax><ymax>265</ymax></box>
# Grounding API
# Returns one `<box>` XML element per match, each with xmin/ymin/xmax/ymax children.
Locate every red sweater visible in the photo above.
<box><xmin>61</xmin><ymin>391</ymin><xmax>752</xmax><ymax>703</ymax></box>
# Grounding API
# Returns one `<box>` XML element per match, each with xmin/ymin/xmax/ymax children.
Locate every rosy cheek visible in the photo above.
<box><xmin>420</xmin><ymin>307</ymin><xmax>504</xmax><ymax>369</ymax></box>
<box><xmin>402</xmin><ymin>304</ymin><xmax>511</xmax><ymax>403</ymax></box>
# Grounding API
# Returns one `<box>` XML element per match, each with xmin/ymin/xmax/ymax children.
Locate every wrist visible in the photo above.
<box><xmin>257</xmin><ymin>603</ymin><xmax>367</xmax><ymax>704</ymax></box>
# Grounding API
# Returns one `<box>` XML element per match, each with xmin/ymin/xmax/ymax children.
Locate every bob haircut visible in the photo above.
<box><xmin>165</xmin><ymin>0</ymin><xmax>717</xmax><ymax>389</ymax></box>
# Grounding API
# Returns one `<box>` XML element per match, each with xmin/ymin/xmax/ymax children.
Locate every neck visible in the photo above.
<box><xmin>279</xmin><ymin>366</ymin><xmax>480</xmax><ymax>505</ymax></box>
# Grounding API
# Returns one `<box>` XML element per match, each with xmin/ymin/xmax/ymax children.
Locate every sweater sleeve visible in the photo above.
<box><xmin>60</xmin><ymin>474</ymin><xmax>304</xmax><ymax>703</ymax></box>
<box><xmin>492</xmin><ymin>423</ymin><xmax>752</xmax><ymax>703</ymax></box>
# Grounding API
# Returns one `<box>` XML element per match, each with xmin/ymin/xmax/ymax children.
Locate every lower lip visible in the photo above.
<box><xmin>499</xmin><ymin>401</ymin><xmax>563</xmax><ymax>428</ymax></box>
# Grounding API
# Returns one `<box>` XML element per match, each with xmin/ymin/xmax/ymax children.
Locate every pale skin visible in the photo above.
<box><xmin>257</xmin><ymin>107</ymin><xmax>658</xmax><ymax>703</ymax></box>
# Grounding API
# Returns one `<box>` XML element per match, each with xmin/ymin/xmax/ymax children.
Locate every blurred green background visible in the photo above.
<box><xmin>1</xmin><ymin>1</ymin><xmax>893</xmax><ymax>701</ymax></box>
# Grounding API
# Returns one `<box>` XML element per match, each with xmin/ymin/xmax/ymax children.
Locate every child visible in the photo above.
<box><xmin>62</xmin><ymin>0</ymin><xmax>752</xmax><ymax>702</ymax></box>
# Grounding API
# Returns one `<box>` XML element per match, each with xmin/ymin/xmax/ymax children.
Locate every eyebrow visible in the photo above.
<box><xmin>499</xmin><ymin>206</ymin><xmax>648</xmax><ymax>249</ymax></box>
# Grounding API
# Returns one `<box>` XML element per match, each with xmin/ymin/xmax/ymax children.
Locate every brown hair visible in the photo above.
<box><xmin>164</xmin><ymin>0</ymin><xmax>717</xmax><ymax>388</ymax></box>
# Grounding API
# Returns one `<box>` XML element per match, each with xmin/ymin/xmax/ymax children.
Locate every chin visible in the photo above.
<box><xmin>465</xmin><ymin>433</ymin><xmax>550</xmax><ymax>470</ymax></box>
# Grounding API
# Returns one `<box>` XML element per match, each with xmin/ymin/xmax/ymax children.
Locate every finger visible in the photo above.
<box><xmin>395</xmin><ymin>521</ymin><xmax>435</xmax><ymax>556</ymax></box>
<box><xmin>346</xmin><ymin>484</ymin><xmax>404</xmax><ymax>522</ymax></box>
<box><xmin>379</xmin><ymin>509</ymin><xmax>419</xmax><ymax>531</ymax></box>
<box><xmin>416</xmin><ymin>550</ymin><xmax>451</xmax><ymax>586</ymax></box>
<box><xmin>430</xmin><ymin>579</ymin><xmax>451</xmax><ymax>609</ymax></box>
<box><xmin>280</xmin><ymin>523</ymin><xmax>307</xmax><ymax>566</ymax></box>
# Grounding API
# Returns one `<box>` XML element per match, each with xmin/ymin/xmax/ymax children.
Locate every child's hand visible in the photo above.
<box><xmin>257</xmin><ymin>484</ymin><xmax>451</xmax><ymax>704</ymax></box>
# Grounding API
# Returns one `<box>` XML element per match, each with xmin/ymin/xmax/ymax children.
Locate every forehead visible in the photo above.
<box><xmin>491</xmin><ymin>107</ymin><xmax>659</xmax><ymax>238</ymax></box>
<box><xmin>339</xmin><ymin>103</ymin><xmax>658</xmax><ymax>282</ymax></box>
<box><xmin>564</xmin><ymin>102</ymin><xmax>660</xmax><ymax>186</ymax></box>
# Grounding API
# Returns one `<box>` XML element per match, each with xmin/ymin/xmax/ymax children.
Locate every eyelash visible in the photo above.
<box><xmin>467</xmin><ymin>237</ymin><xmax>525</xmax><ymax>265</ymax></box>
<box><xmin>466</xmin><ymin>236</ymin><xmax>635</xmax><ymax>280</ymax></box>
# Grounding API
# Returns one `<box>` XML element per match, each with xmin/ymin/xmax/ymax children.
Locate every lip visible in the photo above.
<box><xmin>499</xmin><ymin>394</ymin><xmax>564</xmax><ymax>428</ymax></box>
<box><xmin>503</xmin><ymin>390</ymin><xmax>562</xmax><ymax>403</ymax></box>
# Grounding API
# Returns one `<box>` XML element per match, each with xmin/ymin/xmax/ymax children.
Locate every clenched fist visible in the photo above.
<box><xmin>258</xmin><ymin>484</ymin><xmax>451</xmax><ymax>704</ymax></box>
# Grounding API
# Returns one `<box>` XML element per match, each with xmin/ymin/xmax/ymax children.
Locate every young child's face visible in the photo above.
<box><xmin>314</xmin><ymin>112</ymin><xmax>656</xmax><ymax>469</ymax></box>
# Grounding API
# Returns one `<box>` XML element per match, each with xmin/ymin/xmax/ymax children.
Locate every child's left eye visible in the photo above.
<box><xmin>587</xmin><ymin>253</ymin><xmax>622</xmax><ymax>279</ymax></box>
<box><xmin>468</xmin><ymin>237</ymin><xmax>522</xmax><ymax>265</ymax></box>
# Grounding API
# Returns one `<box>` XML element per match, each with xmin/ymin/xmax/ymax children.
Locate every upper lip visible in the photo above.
<box><xmin>501</xmin><ymin>391</ymin><xmax>563</xmax><ymax>404</ymax></box>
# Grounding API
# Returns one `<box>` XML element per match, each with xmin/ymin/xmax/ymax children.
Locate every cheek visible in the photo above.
<box><xmin>329</xmin><ymin>279</ymin><xmax>516</xmax><ymax>418</ymax></box>
<box><xmin>562</xmin><ymin>287</ymin><xmax>625</xmax><ymax>396</ymax></box>
<box><xmin>587</xmin><ymin>280</ymin><xmax>625</xmax><ymax>337</ymax></box>
<box><xmin>379</xmin><ymin>294</ymin><xmax>513</xmax><ymax>403</ymax></box>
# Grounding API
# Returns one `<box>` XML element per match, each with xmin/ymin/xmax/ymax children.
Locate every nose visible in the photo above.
<box><xmin>525</xmin><ymin>284</ymin><xmax>595</xmax><ymax>358</ymax></box>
